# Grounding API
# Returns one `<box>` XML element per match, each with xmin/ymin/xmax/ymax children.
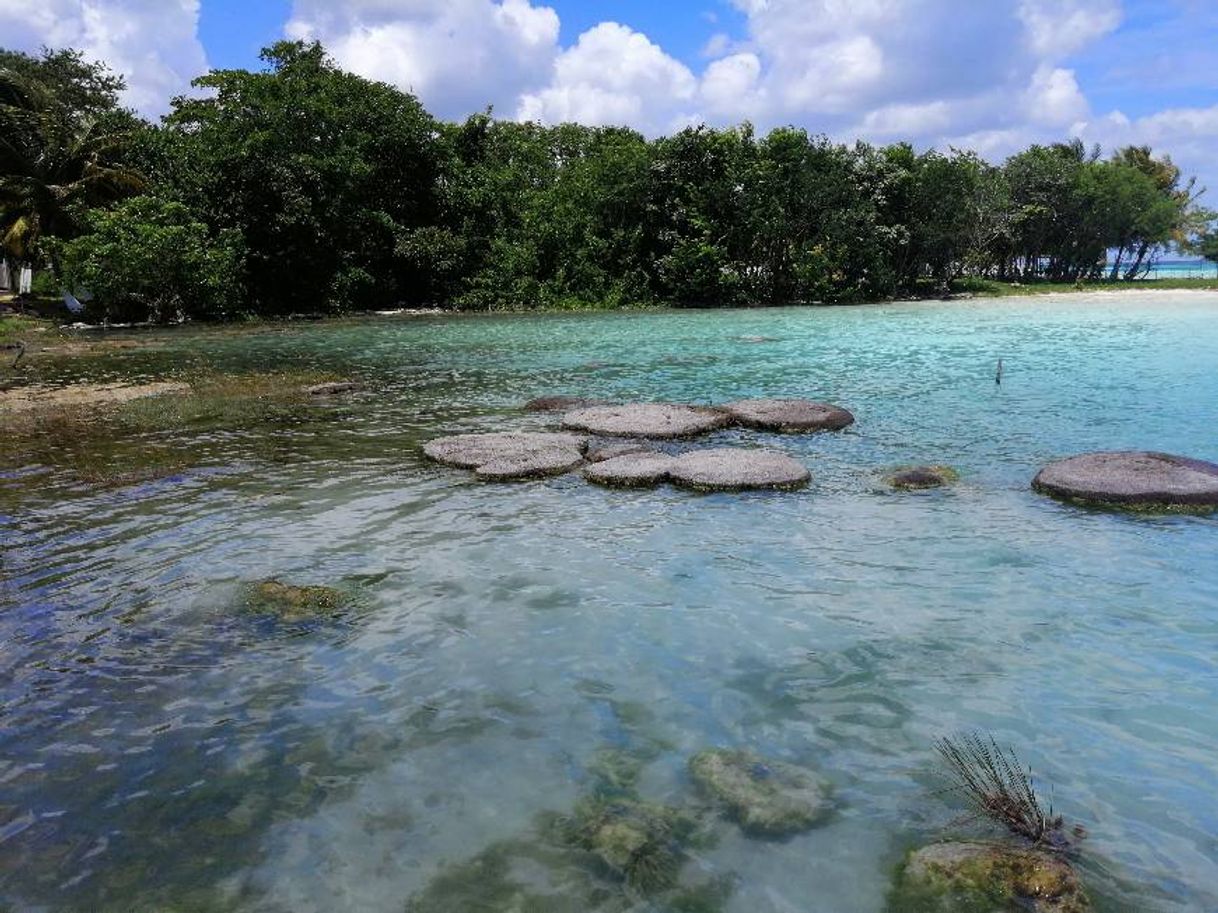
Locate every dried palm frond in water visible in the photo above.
<box><xmin>935</xmin><ymin>732</ymin><xmax>1067</xmax><ymax>849</ymax></box>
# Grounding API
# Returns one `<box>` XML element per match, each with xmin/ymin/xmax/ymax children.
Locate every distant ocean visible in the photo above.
<box><xmin>1140</xmin><ymin>258</ymin><xmax>1218</xmax><ymax>279</ymax></box>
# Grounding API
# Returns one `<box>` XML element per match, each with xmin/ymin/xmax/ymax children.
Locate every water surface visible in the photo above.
<box><xmin>3</xmin><ymin>293</ymin><xmax>1218</xmax><ymax>911</ymax></box>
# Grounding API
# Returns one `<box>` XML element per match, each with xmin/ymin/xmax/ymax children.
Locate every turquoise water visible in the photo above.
<box><xmin>2</xmin><ymin>292</ymin><xmax>1218</xmax><ymax>911</ymax></box>
<box><xmin>1142</xmin><ymin>260</ymin><xmax>1217</xmax><ymax>280</ymax></box>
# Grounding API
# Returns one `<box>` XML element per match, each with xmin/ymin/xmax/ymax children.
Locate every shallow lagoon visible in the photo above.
<box><xmin>2</xmin><ymin>293</ymin><xmax>1218</xmax><ymax>911</ymax></box>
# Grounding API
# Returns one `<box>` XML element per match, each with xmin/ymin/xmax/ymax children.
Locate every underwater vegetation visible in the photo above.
<box><xmin>0</xmin><ymin>369</ymin><xmax>341</xmax><ymax>487</ymax></box>
<box><xmin>934</xmin><ymin>732</ymin><xmax>1070</xmax><ymax>850</ymax></box>
<box><xmin>886</xmin><ymin>733</ymin><xmax>1091</xmax><ymax>912</ymax></box>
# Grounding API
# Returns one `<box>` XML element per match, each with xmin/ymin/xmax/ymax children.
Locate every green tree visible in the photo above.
<box><xmin>0</xmin><ymin>50</ymin><xmax>144</xmax><ymax>263</ymax></box>
<box><xmin>56</xmin><ymin>196</ymin><xmax>243</xmax><ymax>322</ymax></box>
<box><xmin>161</xmin><ymin>41</ymin><xmax>442</xmax><ymax>314</ymax></box>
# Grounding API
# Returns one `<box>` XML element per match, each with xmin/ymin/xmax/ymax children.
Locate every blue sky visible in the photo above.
<box><xmin>5</xmin><ymin>1</ymin><xmax>1218</xmax><ymax>194</ymax></box>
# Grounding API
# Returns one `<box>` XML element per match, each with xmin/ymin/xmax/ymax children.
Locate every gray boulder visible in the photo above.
<box><xmin>584</xmin><ymin>453</ymin><xmax>679</xmax><ymax>487</ymax></box>
<box><xmin>669</xmin><ymin>448</ymin><xmax>810</xmax><ymax>492</ymax></box>
<box><xmin>720</xmin><ymin>398</ymin><xmax>854</xmax><ymax>433</ymax></box>
<box><xmin>1032</xmin><ymin>451</ymin><xmax>1218</xmax><ymax>509</ymax></box>
<box><xmin>423</xmin><ymin>432</ymin><xmax>587</xmax><ymax>481</ymax></box>
<box><xmin>562</xmin><ymin>403</ymin><xmax>731</xmax><ymax>439</ymax></box>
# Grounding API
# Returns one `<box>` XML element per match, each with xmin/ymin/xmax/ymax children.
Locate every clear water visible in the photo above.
<box><xmin>3</xmin><ymin>293</ymin><xmax>1218</xmax><ymax>912</ymax></box>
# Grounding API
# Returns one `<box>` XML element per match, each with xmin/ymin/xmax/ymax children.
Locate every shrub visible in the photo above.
<box><xmin>57</xmin><ymin>196</ymin><xmax>244</xmax><ymax>322</ymax></box>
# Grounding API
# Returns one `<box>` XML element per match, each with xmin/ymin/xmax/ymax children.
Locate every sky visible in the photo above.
<box><xmin>2</xmin><ymin>0</ymin><xmax>1217</xmax><ymax>198</ymax></box>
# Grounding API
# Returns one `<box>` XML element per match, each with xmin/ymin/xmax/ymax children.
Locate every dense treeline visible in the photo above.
<box><xmin>2</xmin><ymin>42</ymin><xmax>1215</xmax><ymax>322</ymax></box>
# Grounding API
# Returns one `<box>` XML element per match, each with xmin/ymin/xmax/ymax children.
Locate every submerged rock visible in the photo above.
<box><xmin>559</xmin><ymin>796</ymin><xmax>702</xmax><ymax>894</ymax></box>
<box><xmin>889</xmin><ymin>465</ymin><xmax>959</xmax><ymax>490</ymax></box>
<box><xmin>423</xmin><ymin>432</ymin><xmax>587</xmax><ymax>481</ymax></box>
<box><xmin>688</xmin><ymin>749</ymin><xmax>830</xmax><ymax>836</ymax></box>
<box><xmin>1032</xmin><ymin>451</ymin><xmax>1218</xmax><ymax>510</ymax></box>
<box><xmin>305</xmin><ymin>381</ymin><xmax>360</xmax><ymax>396</ymax></box>
<box><xmin>584</xmin><ymin>453</ymin><xmax>678</xmax><ymax>487</ymax></box>
<box><xmin>523</xmin><ymin>395</ymin><xmax>609</xmax><ymax>413</ymax></box>
<box><xmin>720</xmin><ymin>398</ymin><xmax>854</xmax><ymax>433</ymax></box>
<box><xmin>562</xmin><ymin>403</ymin><xmax>731</xmax><ymax>439</ymax></box>
<box><xmin>669</xmin><ymin>449</ymin><xmax>810</xmax><ymax>492</ymax></box>
<box><xmin>244</xmin><ymin>579</ymin><xmax>345</xmax><ymax>622</ymax></box>
<box><xmin>892</xmin><ymin>842</ymin><xmax>1090</xmax><ymax>912</ymax></box>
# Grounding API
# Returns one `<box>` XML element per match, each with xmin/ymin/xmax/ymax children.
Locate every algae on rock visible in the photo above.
<box><xmin>890</xmin><ymin>841</ymin><xmax>1091</xmax><ymax>913</ymax></box>
<box><xmin>689</xmin><ymin>748</ymin><xmax>831</xmax><ymax>837</ymax></box>
<box><xmin>243</xmin><ymin>579</ymin><xmax>346</xmax><ymax>622</ymax></box>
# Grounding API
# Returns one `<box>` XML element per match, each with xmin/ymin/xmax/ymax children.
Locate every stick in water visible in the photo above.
<box><xmin>995</xmin><ymin>357</ymin><xmax>1003</xmax><ymax>386</ymax></box>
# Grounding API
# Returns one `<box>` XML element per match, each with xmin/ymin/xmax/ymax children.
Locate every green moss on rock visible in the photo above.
<box><xmin>558</xmin><ymin>796</ymin><xmax>703</xmax><ymax>894</ymax></box>
<box><xmin>888</xmin><ymin>465</ymin><xmax>959</xmax><ymax>490</ymax></box>
<box><xmin>688</xmin><ymin>749</ymin><xmax>830</xmax><ymax>837</ymax></box>
<box><xmin>243</xmin><ymin>579</ymin><xmax>345</xmax><ymax>622</ymax></box>
<box><xmin>890</xmin><ymin>842</ymin><xmax>1091</xmax><ymax>913</ymax></box>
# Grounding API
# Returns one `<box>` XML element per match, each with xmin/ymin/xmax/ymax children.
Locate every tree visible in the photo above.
<box><xmin>0</xmin><ymin>51</ymin><xmax>145</xmax><ymax>263</ymax></box>
<box><xmin>161</xmin><ymin>41</ymin><xmax>442</xmax><ymax>315</ymax></box>
<box><xmin>56</xmin><ymin>196</ymin><xmax>243</xmax><ymax>322</ymax></box>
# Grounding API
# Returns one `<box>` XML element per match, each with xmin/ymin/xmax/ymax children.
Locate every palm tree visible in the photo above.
<box><xmin>0</xmin><ymin>65</ymin><xmax>145</xmax><ymax>265</ymax></box>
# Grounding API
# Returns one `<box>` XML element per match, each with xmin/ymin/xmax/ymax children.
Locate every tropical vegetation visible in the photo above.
<box><xmin>1</xmin><ymin>42</ymin><xmax>1213</xmax><ymax>322</ymax></box>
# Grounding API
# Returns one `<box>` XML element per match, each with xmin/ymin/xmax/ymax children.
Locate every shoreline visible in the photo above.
<box><xmin>3</xmin><ymin>281</ymin><xmax>1217</xmax><ymax>345</ymax></box>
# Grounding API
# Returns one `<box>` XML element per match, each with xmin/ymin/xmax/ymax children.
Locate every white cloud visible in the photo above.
<box><xmin>285</xmin><ymin>0</ymin><xmax>560</xmax><ymax>118</ymax></box>
<box><xmin>1023</xmin><ymin>66</ymin><xmax>1089</xmax><ymax>127</ymax></box>
<box><xmin>701</xmin><ymin>52</ymin><xmax>764</xmax><ymax>118</ymax></box>
<box><xmin>0</xmin><ymin>0</ymin><xmax>209</xmax><ymax>116</ymax></box>
<box><xmin>517</xmin><ymin>22</ymin><xmax>697</xmax><ymax>134</ymax></box>
<box><xmin>1017</xmin><ymin>0</ymin><xmax>1123</xmax><ymax>58</ymax></box>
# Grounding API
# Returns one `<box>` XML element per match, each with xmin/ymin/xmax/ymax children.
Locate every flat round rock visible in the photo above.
<box><xmin>1032</xmin><ymin>451</ymin><xmax>1218</xmax><ymax>509</ymax></box>
<box><xmin>423</xmin><ymin>432</ymin><xmax>587</xmax><ymax>480</ymax></box>
<box><xmin>720</xmin><ymin>398</ymin><xmax>854</xmax><ymax>432</ymax></box>
<box><xmin>523</xmin><ymin>395</ymin><xmax>609</xmax><ymax>413</ymax></box>
<box><xmin>562</xmin><ymin>403</ymin><xmax>731</xmax><ymax>439</ymax></box>
<box><xmin>669</xmin><ymin>448</ymin><xmax>810</xmax><ymax>491</ymax></box>
<box><xmin>584</xmin><ymin>453</ymin><xmax>678</xmax><ymax>487</ymax></box>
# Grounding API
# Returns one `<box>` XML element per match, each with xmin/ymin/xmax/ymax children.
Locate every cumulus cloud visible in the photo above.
<box><xmin>285</xmin><ymin>0</ymin><xmax>560</xmax><ymax>118</ymax></box>
<box><xmin>0</xmin><ymin>0</ymin><xmax>209</xmax><ymax>116</ymax></box>
<box><xmin>517</xmin><ymin>22</ymin><xmax>697</xmax><ymax>134</ymax></box>
<box><xmin>1017</xmin><ymin>0</ymin><xmax>1123</xmax><ymax>58</ymax></box>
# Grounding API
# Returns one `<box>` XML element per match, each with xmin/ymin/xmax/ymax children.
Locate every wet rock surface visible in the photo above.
<box><xmin>892</xmin><ymin>842</ymin><xmax>1090</xmax><ymax>912</ymax></box>
<box><xmin>585</xmin><ymin>442</ymin><xmax>656</xmax><ymax>463</ymax></box>
<box><xmin>523</xmin><ymin>395</ymin><xmax>610</xmax><ymax>413</ymax></box>
<box><xmin>889</xmin><ymin>465</ymin><xmax>958</xmax><ymax>490</ymax></box>
<box><xmin>583</xmin><ymin>448</ymin><xmax>810</xmax><ymax>492</ymax></box>
<box><xmin>243</xmin><ymin>580</ymin><xmax>345</xmax><ymax>622</ymax></box>
<box><xmin>1032</xmin><ymin>450</ymin><xmax>1218</xmax><ymax>509</ymax></box>
<box><xmin>423</xmin><ymin>432</ymin><xmax>588</xmax><ymax>480</ymax></box>
<box><xmin>305</xmin><ymin>381</ymin><xmax>361</xmax><ymax>396</ymax></box>
<box><xmin>669</xmin><ymin>449</ymin><xmax>810</xmax><ymax>491</ymax></box>
<box><xmin>584</xmin><ymin>453</ymin><xmax>679</xmax><ymax>487</ymax></box>
<box><xmin>562</xmin><ymin>403</ymin><xmax>731</xmax><ymax>439</ymax></box>
<box><xmin>720</xmin><ymin>398</ymin><xmax>854</xmax><ymax>432</ymax></box>
<box><xmin>689</xmin><ymin>749</ymin><xmax>831</xmax><ymax>836</ymax></box>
